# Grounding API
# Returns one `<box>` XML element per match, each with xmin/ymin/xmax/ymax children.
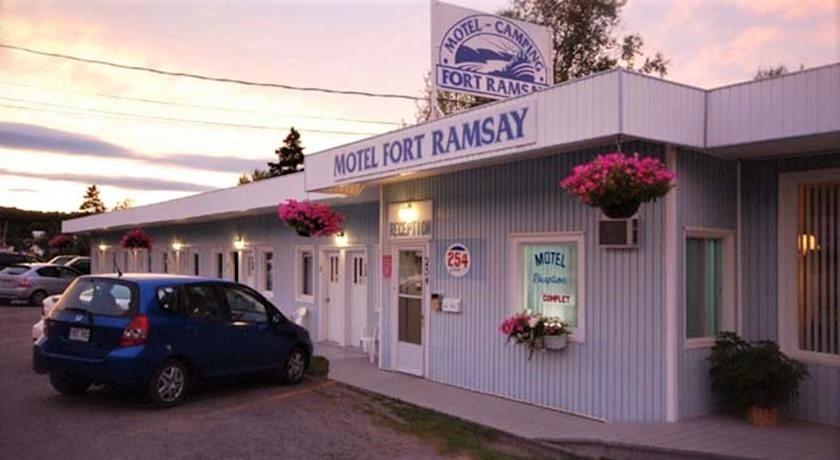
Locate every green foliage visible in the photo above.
<box><xmin>754</xmin><ymin>64</ymin><xmax>804</xmax><ymax>81</ymax></box>
<box><xmin>0</xmin><ymin>206</ymin><xmax>88</xmax><ymax>257</ymax></box>
<box><xmin>267</xmin><ymin>127</ymin><xmax>305</xmax><ymax>177</ymax></box>
<box><xmin>709</xmin><ymin>332</ymin><xmax>808</xmax><ymax>411</ymax></box>
<box><xmin>79</xmin><ymin>184</ymin><xmax>106</xmax><ymax>214</ymax></box>
<box><xmin>237</xmin><ymin>168</ymin><xmax>272</xmax><ymax>185</ymax></box>
<box><xmin>307</xmin><ymin>355</ymin><xmax>330</xmax><ymax>377</ymax></box>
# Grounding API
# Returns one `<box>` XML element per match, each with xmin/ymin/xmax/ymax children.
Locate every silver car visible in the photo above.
<box><xmin>0</xmin><ymin>263</ymin><xmax>81</xmax><ymax>305</ymax></box>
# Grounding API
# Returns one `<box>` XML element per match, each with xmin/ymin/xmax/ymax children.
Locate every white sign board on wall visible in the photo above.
<box><xmin>431</xmin><ymin>1</ymin><xmax>553</xmax><ymax>100</ymax></box>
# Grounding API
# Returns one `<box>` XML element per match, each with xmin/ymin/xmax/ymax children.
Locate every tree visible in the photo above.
<box><xmin>237</xmin><ymin>168</ymin><xmax>272</xmax><ymax>185</ymax></box>
<box><xmin>267</xmin><ymin>127</ymin><xmax>305</xmax><ymax>177</ymax></box>
<box><xmin>79</xmin><ymin>185</ymin><xmax>106</xmax><ymax>214</ymax></box>
<box><xmin>417</xmin><ymin>0</ymin><xmax>670</xmax><ymax>120</ymax></box>
<box><xmin>113</xmin><ymin>198</ymin><xmax>134</xmax><ymax>211</ymax></box>
<box><xmin>754</xmin><ymin>64</ymin><xmax>803</xmax><ymax>81</ymax></box>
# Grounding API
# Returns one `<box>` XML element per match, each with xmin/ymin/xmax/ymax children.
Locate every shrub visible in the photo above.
<box><xmin>709</xmin><ymin>332</ymin><xmax>808</xmax><ymax>411</ymax></box>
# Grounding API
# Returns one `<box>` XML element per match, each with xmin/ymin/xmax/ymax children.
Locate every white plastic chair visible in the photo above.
<box><xmin>360</xmin><ymin>325</ymin><xmax>378</xmax><ymax>364</ymax></box>
<box><xmin>292</xmin><ymin>307</ymin><xmax>308</xmax><ymax>326</ymax></box>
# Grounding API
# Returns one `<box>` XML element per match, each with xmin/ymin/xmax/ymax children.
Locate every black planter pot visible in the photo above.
<box><xmin>601</xmin><ymin>199</ymin><xmax>642</xmax><ymax>219</ymax></box>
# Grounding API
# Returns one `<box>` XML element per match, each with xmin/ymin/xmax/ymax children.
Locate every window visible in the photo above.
<box><xmin>779</xmin><ymin>172</ymin><xmax>840</xmax><ymax>366</ymax></box>
<box><xmin>223</xmin><ymin>287</ymin><xmax>267</xmax><ymax>323</ymax></box>
<box><xmin>57</xmin><ymin>266</ymin><xmax>79</xmax><ymax>279</ymax></box>
<box><xmin>147</xmin><ymin>251</ymin><xmax>152</xmax><ymax>273</ymax></box>
<box><xmin>157</xmin><ymin>284</ymin><xmax>224</xmax><ymax>320</ymax></box>
<box><xmin>263</xmin><ymin>251</ymin><xmax>274</xmax><ymax>292</ymax></box>
<box><xmin>215</xmin><ymin>252</ymin><xmax>224</xmax><ymax>278</ymax></box>
<box><xmin>511</xmin><ymin>233</ymin><xmax>584</xmax><ymax>339</ymax></box>
<box><xmin>162</xmin><ymin>251</ymin><xmax>169</xmax><ymax>274</ymax></box>
<box><xmin>193</xmin><ymin>253</ymin><xmax>200</xmax><ymax>276</ymax></box>
<box><xmin>796</xmin><ymin>182</ymin><xmax>838</xmax><ymax>356</ymax></box>
<box><xmin>230</xmin><ymin>251</ymin><xmax>239</xmax><ymax>283</ymax></box>
<box><xmin>57</xmin><ymin>278</ymin><xmax>137</xmax><ymax>317</ymax></box>
<box><xmin>295</xmin><ymin>247</ymin><xmax>314</xmax><ymax>302</ymax></box>
<box><xmin>36</xmin><ymin>266</ymin><xmax>60</xmax><ymax>278</ymax></box>
<box><xmin>684</xmin><ymin>228</ymin><xmax>735</xmax><ymax>347</ymax></box>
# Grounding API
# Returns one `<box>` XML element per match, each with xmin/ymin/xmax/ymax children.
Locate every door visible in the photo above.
<box><xmin>242</xmin><ymin>250</ymin><xmax>256</xmax><ymax>288</ymax></box>
<box><xmin>176</xmin><ymin>284</ymin><xmax>235</xmax><ymax>377</ymax></box>
<box><xmin>323</xmin><ymin>250</ymin><xmax>344</xmax><ymax>344</ymax></box>
<box><xmin>220</xmin><ymin>285</ymin><xmax>274</xmax><ymax>371</ymax></box>
<box><xmin>348</xmin><ymin>250</ymin><xmax>368</xmax><ymax>348</ymax></box>
<box><xmin>394</xmin><ymin>246</ymin><xmax>425</xmax><ymax>376</ymax></box>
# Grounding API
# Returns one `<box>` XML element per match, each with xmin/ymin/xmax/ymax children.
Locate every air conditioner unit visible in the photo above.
<box><xmin>599</xmin><ymin>217</ymin><xmax>639</xmax><ymax>248</ymax></box>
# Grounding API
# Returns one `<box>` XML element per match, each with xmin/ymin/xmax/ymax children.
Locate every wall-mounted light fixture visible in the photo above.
<box><xmin>798</xmin><ymin>233</ymin><xmax>819</xmax><ymax>256</ymax></box>
<box><xmin>334</xmin><ymin>231</ymin><xmax>348</xmax><ymax>247</ymax></box>
<box><xmin>398</xmin><ymin>203</ymin><xmax>418</xmax><ymax>223</ymax></box>
<box><xmin>98</xmin><ymin>243</ymin><xmax>109</xmax><ymax>251</ymax></box>
<box><xmin>233</xmin><ymin>237</ymin><xmax>246</xmax><ymax>251</ymax></box>
<box><xmin>171</xmin><ymin>240</ymin><xmax>184</xmax><ymax>252</ymax></box>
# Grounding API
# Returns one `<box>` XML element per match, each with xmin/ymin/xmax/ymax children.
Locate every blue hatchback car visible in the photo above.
<box><xmin>33</xmin><ymin>274</ymin><xmax>312</xmax><ymax>407</ymax></box>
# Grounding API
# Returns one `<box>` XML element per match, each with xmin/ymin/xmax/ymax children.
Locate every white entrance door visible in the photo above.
<box><xmin>241</xmin><ymin>250</ymin><xmax>256</xmax><ymax>288</ymax></box>
<box><xmin>393</xmin><ymin>246</ymin><xmax>425</xmax><ymax>376</ymax></box>
<box><xmin>348</xmin><ymin>250</ymin><xmax>368</xmax><ymax>348</ymax></box>
<box><xmin>324</xmin><ymin>251</ymin><xmax>345</xmax><ymax>344</ymax></box>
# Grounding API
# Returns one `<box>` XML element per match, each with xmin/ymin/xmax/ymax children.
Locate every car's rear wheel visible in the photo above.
<box><xmin>146</xmin><ymin>360</ymin><xmax>189</xmax><ymax>408</ymax></box>
<box><xmin>29</xmin><ymin>290</ymin><xmax>47</xmax><ymax>307</ymax></box>
<box><xmin>49</xmin><ymin>373</ymin><xmax>91</xmax><ymax>396</ymax></box>
<box><xmin>277</xmin><ymin>347</ymin><xmax>307</xmax><ymax>385</ymax></box>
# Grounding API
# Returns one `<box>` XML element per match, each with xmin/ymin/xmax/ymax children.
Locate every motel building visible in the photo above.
<box><xmin>63</xmin><ymin>64</ymin><xmax>840</xmax><ymax>425</ymax></box>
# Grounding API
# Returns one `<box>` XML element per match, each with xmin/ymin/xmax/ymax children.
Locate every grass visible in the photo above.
<box><xmin>349</xmin><ymin>387</ymin><xmax>570</xmax><ymax>460</ymax></box>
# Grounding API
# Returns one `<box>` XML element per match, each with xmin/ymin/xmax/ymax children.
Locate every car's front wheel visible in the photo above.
<box><xmin>277</xmin><ymin>347</ymin><xmax>307</xmax><ymax>385</ymax></box>
<box><xmin>29</xmin><ymin>290</ymin><xmax>47</xmax><ymax>307</ymax></box>
<box><xmin>146</xmin><ymin>359</ymin><xmax>189</xmax><ymax>408</ymax></box>
<box><xmin>49</xmin><ymin>373</ymin><xmax>91</xmax><ymax>396</ymax></box>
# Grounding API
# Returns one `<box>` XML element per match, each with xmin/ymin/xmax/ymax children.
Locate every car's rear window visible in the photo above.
<box><xmin>55</xmin><ymin>278</ymin><xmax>138</xmax><ymax>317</ymax></box>
<box><xmin>0</xmin><ymin>265</ymin><xmax>30</xmax><ymax>275</ymax></box>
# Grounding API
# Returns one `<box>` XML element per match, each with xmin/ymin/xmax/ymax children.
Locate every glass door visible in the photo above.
<box><xmin>394</xmin><ymin>247</ymin><xmax>425</xmax><ymax>375</ymax></box>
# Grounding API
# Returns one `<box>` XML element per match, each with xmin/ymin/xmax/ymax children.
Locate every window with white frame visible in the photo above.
<box><xmin>214</xmin><ymin>252</ymin><xmax>224</xmax><ymax>279</ymax></box>
<box><xmin>511</xmin><ymin>233</ymin><xmax>584</xmax><ymax>338</ymax></box>
<box><xmin>263</xmin><ymin>251</ymin><xmax>274</xmax><ymax>293</ymax></box>
<box><xmin>779</xmin><ymin>172</ymin><xmax>840</xmax><ymax>365</ymax></box>
<box><xmin>684</xmin><ymin>228</ymin><xmax>735</xmax><ymax>345</ymax></box>
<box><xmin>295</xmin><ymin>247</ymin><xmax>314</xmax><ymax>302</ymax></box>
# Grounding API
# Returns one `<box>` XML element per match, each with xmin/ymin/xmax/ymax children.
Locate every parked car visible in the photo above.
<box><xmin>0</xmin><ymin>252</ymin><xmax>36</xmax><ymax>270</ymax></box>
<box><xmin>32</xmin><ymin>294</ymin><xmax>62</xmax><ymax>341</ymax></box>
<box><xmin>65</xmin><ymin>257</ymin><xmax>91</xmax><ymax>275</ymax></box>
<box><xmin>33</xmin><ymin>275</ymin><xmax>312</xmax><ymax>407</ymax></box>
<box><xmin>47</xmin><ymin>255</ymin><xmax>79</xmax><ymax>266</ymax></box>
<box><xmin>0</xmin><ymin>263</ymin><xmax>81</xmax><ymax>305</ymax></box>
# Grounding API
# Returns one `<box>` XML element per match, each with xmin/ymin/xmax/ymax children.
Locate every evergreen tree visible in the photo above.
<box><xmin>79</xmin><ymin>185</ymin><xmax>106</xmax><ymax>214</ymax></box>
<box><xmin>237</xmin><ymin>168</ymin><xmax>272</xmax><ymax>185</ymax></box>
<box><xmin>267</xmin><ymin>127</ymin><xmax>305</xmax><ymax>176</ymax></box>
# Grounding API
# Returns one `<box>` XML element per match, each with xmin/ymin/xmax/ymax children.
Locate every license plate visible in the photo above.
<box><xmin>69</xmin><ymin>327</ymin><xmax>90</xmax><ymax>342</ymax></box>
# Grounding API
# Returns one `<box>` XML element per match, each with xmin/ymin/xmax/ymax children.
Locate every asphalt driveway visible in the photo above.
<box><xmin>0</xmin><ymin>304</ymin><xmax>447</xmax><ymax>460</ymax></box>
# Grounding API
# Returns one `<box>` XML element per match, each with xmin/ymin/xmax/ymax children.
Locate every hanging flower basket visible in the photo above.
<box><xmin>48</xmin><ymin>234</ymin><xmax>74</xmax><ymax>250</ymax></box>
<box><xmin>499</xmin><ymin>312</ymin><xmax>570</xmax><ymax>359</ymax></box>
<box><xmin>120</xmin><ymin>228</ymin><xmax>152</xmax><ymax>250</ymax></box>
<box><xmin>559</xmin><ymin>152</ymin><xmax>676</xmax><ymax>218</ymax></box>
<box><xmin>277</xmin><ymin>199</ymin><xmax>344</xmax><ymax>237</ymax></box>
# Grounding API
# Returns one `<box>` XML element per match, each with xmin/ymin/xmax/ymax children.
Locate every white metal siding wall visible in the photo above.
<box><xmin>707</xmin><ymin>64</ymin><xmax>840</xmax><ymax>148</ymax></box>
<box><xmin>741</xmin><ymin>152</ymin><xmax>840</xmax><ymax>426</ymax></box>
<box><xmin>675</xmin><ymin>150</ymin><xmax>738</xmax><ymax>419</ymax></box>
<box><xmin>91</xmin><ymin>203</ymin><xmax>380</xmax><ymax>342</ymax></box>
<box><xmin>382</xmin><ymin>142</ymin><xmax>668</xmax><ymax>422</ymax></box>
<box><xmin>621</xmin><ymin>73</ymin><xmax>706</xmax><ymax>148</ymax></box>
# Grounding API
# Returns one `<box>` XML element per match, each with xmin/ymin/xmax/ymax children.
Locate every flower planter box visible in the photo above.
<box><xmin>746</xmin><ymin>406</ymin><xmax>778</xmax><ymax>427</ymax></box>
<box><xmin>543</xmin><ymin>335</ymin><xmax>568</xmax><ymax>350</ymax></box>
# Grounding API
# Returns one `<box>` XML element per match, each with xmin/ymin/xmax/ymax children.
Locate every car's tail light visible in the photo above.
<box><xmin>18</xmin><ymin>277</ymin><xmax>30</xmax><ymax>288</ymax></box>
<box><xmin>119</xmin><ymin>314</ymin><xmax>149</xmax><ymax>347</ymax></box>
<box><xmin>43</xmin><ymin>319</ymin><xmax>51</xmax><ymax>337</ymax></box>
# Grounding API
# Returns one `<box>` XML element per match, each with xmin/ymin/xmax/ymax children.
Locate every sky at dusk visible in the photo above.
<box><xmin>1</xmin><ymin>0</ymin><xmax>838</xmax><ymax>212</ymax></box>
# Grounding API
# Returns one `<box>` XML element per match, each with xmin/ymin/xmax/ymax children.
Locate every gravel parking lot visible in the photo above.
<box><xmin>0</xmin><ymin>304</ymin><xmax>447</xmax><ymax>460</ymax></box>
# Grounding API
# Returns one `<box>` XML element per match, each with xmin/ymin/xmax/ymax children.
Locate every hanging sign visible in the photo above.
<box><xmin>445</xmin><ymin>243</ymin><xmax>471</xmax><ymax>277</ymax></box>
<box><xmin>431</xmin><ymin>1</ymin><xmax>554</xmax><ymax>100</ymax></box>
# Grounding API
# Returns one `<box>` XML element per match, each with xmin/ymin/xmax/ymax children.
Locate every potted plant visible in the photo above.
<box><xmin>559</xmin><ymin>152</ymin><xmax>676</xmax><ymax>218</ymax></box>
<box><xmin>120</xmin><ymin>228</ymin><xmax>152</xmax><ymax>250</ymax></box>
<box><xmin>709</xmin><ymin>332</ymin><xmax>808</xmax><ymax>427</ymax></box>
<box><xmin>499</xmin><ymin>312</ymin><xmax>570</xmax><ymax>359</ymax></box>
<box><xmin>277</xmin><ymin>199</ymin><xmax>344</xmax><ymax>237</ymax></box>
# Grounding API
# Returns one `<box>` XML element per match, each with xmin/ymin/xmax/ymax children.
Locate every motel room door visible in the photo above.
<box><xmin>347</xmin><ymin>250</ymin><xmax>368</xmax><ymax>348</ymax></box>
<box><xmin>393</xmin><ymin>244</ymin><xmax>426</xmax><ymax>376</ymax></box>
<box><xmin>323</xmin><ymin>250</ymin><xmax>345</xmax><ymax>345</ymax></box>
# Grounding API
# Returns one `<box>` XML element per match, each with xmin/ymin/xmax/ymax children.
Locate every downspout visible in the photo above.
<box><xmin>664</xmin><ymin>145</ymin><xmax>679</xmax><ymax>422</ymax></box>
<box><xmin>736</xmin><ymin>160</ymin><xmax>743</xmax><ymax>335</ymax></box>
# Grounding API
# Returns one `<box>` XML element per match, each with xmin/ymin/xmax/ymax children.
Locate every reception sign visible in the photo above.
<box><xmin>523</xmin><ymin>243</ymin><xmax>578</xmax><ymax>327</ymax></box>
<box><xmin>431</xmin><ymin>1</ymin><xmax>553</xmax><ymax>100</ymax></box>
